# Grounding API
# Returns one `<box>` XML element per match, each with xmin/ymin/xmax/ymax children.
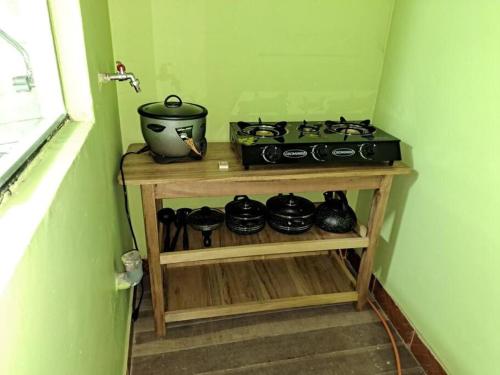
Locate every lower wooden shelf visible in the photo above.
<box><xmin>163</xmin><ymin>253</ymin><xmax>358</xmax><ymax>323</ymax></box>
<box><xmin>160</xmin><ymin>222</ymin><xmax>368</xmax><ymax>266</ymax></box>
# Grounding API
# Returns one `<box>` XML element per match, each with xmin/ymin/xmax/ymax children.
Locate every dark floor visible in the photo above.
<box><xmin>129</xmin><ymin>287</ymin><xmax>425</xmax><ymax>375</ymax></box>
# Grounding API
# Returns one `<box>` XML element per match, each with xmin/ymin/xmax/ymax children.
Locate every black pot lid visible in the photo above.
<box><xmin>266</xmin><ymin>193</ymin><xmax>315</xmax><ymax>218</ymax></box>
<box><xmin>225</xmin><ymin>195</ymin><xmax>266</xmax><ymax>220</ymax></box>
<box><xmin>187</xmin><ymin>206</ymin><xmax>224</xmax><ymax>230</ymax></box>
<box><xmin>138</xmin><ymin>94</ymin><xmax>208</xmax><ymax>120</ymax></box>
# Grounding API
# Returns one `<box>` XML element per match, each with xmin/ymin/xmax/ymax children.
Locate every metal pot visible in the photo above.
<box><xmin>315</xmin><ymin>191</ymin><xmax>357</xmax><ymax>233</ymax></box>
<box><xmin>138</xmin><ymin>94</ymin><xmax>208</xmax><ymax>163</ymax></box>
<box><xmin>266</xmin><ymin>193</ymin><xmax>315</xmax><ymax>234</ymax></box>
<box><xmin>225</xmin><ymin>195</ymin><xmax>266</xmax><ymax>235</ymax></box>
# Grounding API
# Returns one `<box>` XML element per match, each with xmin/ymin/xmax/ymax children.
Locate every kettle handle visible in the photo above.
<box><xmin>336</xmin><ymin>191</ymin><xmax>349</xmax><ymax>207</ymax></box>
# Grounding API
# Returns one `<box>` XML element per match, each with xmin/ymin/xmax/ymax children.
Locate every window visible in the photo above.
<box><xmin>0</xmin><ymin>0</ymin><xmax>66</xmax><ymax>188</ymax></box>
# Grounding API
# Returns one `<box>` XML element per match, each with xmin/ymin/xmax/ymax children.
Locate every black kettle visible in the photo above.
<box><xmin>315</xmin><ymin>191</ymin><xmax>357</xmax><ymax>233</ymax></box>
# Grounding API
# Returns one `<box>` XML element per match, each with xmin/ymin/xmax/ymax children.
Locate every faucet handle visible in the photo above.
<box><xmin>116</xmin><ymin>61</ymin><xmax>126</xmax><ymax>74</ymax></box>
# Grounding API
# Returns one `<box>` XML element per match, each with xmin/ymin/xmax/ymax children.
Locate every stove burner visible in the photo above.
<box><xmin>326</xmin><ymin>124</ymin><xmax>373</xmax><ymax>135</ymax></box>
<box><xmin>298</xmin><ymin>120</ymin><xmax>321</xmax><ymax>138</ymax></box>
<box><xmin>325</xmin><ymin>117</ymin><xmax>376</xmax><ymax>138</ymax></box>
<box><xmin>238</xmin><ymin>118</ymin><xmax>288</xmax><ymax>138</ymax></box>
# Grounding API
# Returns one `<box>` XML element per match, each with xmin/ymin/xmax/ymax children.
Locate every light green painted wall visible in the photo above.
<box><xmin>108</xmin><ymin>0</ymin><xmax>395</xmax><ymax>253</ymax></box>
<box><xmin>368</xmin><ymin>1</ymin><xmax>500</xmax><ymax>373</ymax></box>
<box><xmin>0</xmin><ymin>1</ymin><xmax>131</xmax><ymax>374</ymax></box>
<box><xmin>109</xmin><ymin>0</ymin><xmax>395</xmax><ymax>143</ymax></box>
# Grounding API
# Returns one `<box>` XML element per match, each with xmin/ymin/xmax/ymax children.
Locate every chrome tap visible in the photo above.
<box><xmin>100</xmin><ymin>61</ymin><xmax>141</xmax><ymax>93</ymax></box>
<box><xmin>0</xmin><ymin>28</ymin><xmax>35</xmax><ymax>92</ymax></box>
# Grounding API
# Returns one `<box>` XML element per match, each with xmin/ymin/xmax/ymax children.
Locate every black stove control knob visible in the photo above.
<box><xmin>312</xmin><ymin>144</ymin><xmax>329</xmax><ymax>162</ymax></box>
<box><xmin>262</xmin><ymin>145</ymin><xmax>282</xmax><ymax>163</ymax></box>
<box><xmin>360</xmin><ymin>143</ymin><xmax>377</xmax><ymax>160</ymax></box>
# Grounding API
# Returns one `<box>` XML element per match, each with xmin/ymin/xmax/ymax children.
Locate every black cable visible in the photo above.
<box><xmin>119</xmin><ymin>145</ymin><xmax>149</xmax><ymax>322</ymax></box>
<box><xmin>131</xmin><ymin>280</ymin><xmax>144</xmax><ymax>322</ymax></box>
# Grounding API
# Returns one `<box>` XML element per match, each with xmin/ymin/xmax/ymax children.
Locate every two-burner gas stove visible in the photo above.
<box><xmin>230</xmin><ymin>117</ymin><xmax>401</xmax><ymax>169</ymax></box>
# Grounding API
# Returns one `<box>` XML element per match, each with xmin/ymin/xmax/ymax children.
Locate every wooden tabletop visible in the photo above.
<box><xmin>120</xmin><ymin>143</ymin><xmax>411</xmax><ymax>186</ymax></box>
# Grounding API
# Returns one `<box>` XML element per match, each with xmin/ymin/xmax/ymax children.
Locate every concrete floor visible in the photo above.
<box><xmin>129</xmin><ymin>286</ymin><xmax>425</xmax><ymax>375</ymax></box>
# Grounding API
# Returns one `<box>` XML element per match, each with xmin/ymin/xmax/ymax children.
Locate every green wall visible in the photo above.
<box><xmin>108</xmin><ymin>0</ymin><xmax>396</xmax><ymax>252</ymax></box>
<box><xmin>0</xmin><ymin>1</ymin><xmax>131</xmax><ymax>374</ymax></box>
<box><xmin>109</xmin><ymin>0</ymin><xmax>395</xmax><ymax>144</ymax></box>
<box><xmin>370</xmin><ymin>1</ymin><xmax>500</xmax><ymax>373</ymax></box>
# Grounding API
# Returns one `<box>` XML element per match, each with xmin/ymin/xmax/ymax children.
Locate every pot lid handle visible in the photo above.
<box><xmin>234</xmin><ymin>195</ymin><xmax>249</xmax><ymax>201</ymax></box>
<box><xmin>164</xmin><ymin>94</ymin><xmax>183</xmax><ymax>108</ymax></box>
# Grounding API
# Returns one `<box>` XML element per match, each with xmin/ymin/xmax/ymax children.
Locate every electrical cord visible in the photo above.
<box><xmin>368</xmin><ymin>297</ymin><xmax>402</xmax><ymax>375</ymax></box>
<box><xmin>120</xmin><ymin>145</ymin><xmax>149</xmax><ymax>322</ymax></box>
<box><xmin>131</xmin><ymin>280</ymin><xmax>144</xmax><ymax>322</ymax></box>
<box><xmin>340</xmin><ymin>250</ymin><xmax>402</xmax><ymax>375</ymax></box>
<box><xmin>120</xmin><ymin>147</ymin><xmax>149</xmax><ymax>250</ymax></box>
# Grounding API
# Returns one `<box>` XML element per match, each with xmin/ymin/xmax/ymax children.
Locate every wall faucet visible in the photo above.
<box><xmin>0</xmin><ymin>28</ymin><xmax>35</xmax><ymax>92</ymax></box>
<box><xmin>100</xmin><ymin>61</ymin><xmax>141</xmax><ymax>93</ymax></box>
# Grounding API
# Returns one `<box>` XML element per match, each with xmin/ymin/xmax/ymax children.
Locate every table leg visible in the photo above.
<box><xmin>356</xmin><ymin>175</ymin><xmax>393</xmax><ymax>310</ymax></box>
<box><xmin>141</xmin><ymin>185</ymin><xmax>166</xmax><ymax>336</ymax></box>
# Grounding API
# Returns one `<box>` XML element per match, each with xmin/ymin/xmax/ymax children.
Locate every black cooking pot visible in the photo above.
<box><xmin>315</xmin><ymin>191</ymin><xmax>357</xmax><ymax>233</ymax></box>
<box><xmin>266</xmin><ymin>193</ymin><xmax>315</xmax><ymax>234</ymax></box>
<box><xmin>187</xmin><ymin>206</ymin><xmax>224</xmax><ymax>247</ymax></box>
<box><xmin>225</xmin><ymin>195</ymin><xmax>266</xmax><ymax>235</ymax></box>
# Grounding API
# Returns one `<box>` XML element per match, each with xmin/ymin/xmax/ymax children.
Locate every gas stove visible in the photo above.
<box><xmin>230</xmin><ymin>117</ymin><xmax>401</xmax><ymax>169</ymax></box>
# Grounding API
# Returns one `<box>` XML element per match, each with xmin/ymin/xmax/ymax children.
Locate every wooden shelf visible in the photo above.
<box><xmin>164</xmin><ymin>253</ymin><xmax>357</xmax><ymax>323</ymax></box>
<box><xmin>160</xmin><ymin>223</ymin><xmax>369</xmax><ymax>266</ymax></box>
<box><xmin>121</xmin><ymin>141</ymin><xmax>411</xmax><ymax>335</ymax></box>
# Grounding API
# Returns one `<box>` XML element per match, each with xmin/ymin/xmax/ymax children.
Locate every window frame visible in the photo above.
<box><xmin>0</xmin><ymin>0</ymin><xmax>68</xmax><ymax>190</ymax></box>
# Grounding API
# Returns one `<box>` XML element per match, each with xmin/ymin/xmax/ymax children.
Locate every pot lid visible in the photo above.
<box><xmin>319</xmin><ymin>191</ymin><xmax>349</xmax><ymax>211</ymax></box>
<box><xmin>138</xmin><ymin>94</ymin><xmax>208</xmax><ymax>120</ymax></box>
<box><xmin>225</xmin><ymin>195</ymin><xmax>266</xmax><ymax>219</ymax></box>
<box><xmin>187</xmin><ymin>206</ymin><xmax>224</xmax><ymax>230</ymax></box>
<box><xmin>266</xmin><ymin>193</ymin><xmax>315</xmax><ymax>218</ymax></box>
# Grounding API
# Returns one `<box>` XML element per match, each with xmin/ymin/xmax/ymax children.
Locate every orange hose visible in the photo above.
<box><xmin>368</xmin><ymin>298</ymin><xmax>402</xmax><ymax>375</ymax></box>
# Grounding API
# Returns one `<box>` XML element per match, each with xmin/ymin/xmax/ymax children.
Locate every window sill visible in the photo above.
<box><xmin>0</xmin><ymin>120</ymin><xmax>93</xmax><ymax>294</ymax></box>
<box><xmin>0</xmin><ymin>114</ymin><xmax>67</xmax><ymax>187</ymax></box>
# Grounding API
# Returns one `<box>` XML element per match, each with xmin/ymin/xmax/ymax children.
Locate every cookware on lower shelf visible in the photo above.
<box><xmin>157</xmin><ymin>208</ymin><xmax>175</xmax><ymax>252</ymax></box>
<box><xmin>266</xmin><ymin>193</ymin><xmax>315</xmax><ymax>234</ymax></box>
<box><xmin>225</xmin><ymin>195</ymin><xmax>266</xmax><ymax>235</ymax></box>
<box><xmin>170</xmin><ymin>208</ymin><xmax>192</xmax><ymax>250</ymax></box>
<box><xmin>315</xmin><ymin>191</ymin><xmax>357</xmax><ymax>233</ymax></box>
<box><xmin>187</xmin><ymin>206</ymin><xmax>225</xmax><ymax>247</ymax></box>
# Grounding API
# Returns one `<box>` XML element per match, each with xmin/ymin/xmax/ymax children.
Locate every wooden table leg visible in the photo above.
<box><xmin>141</xmin><ymin>185</ymin><xmax>166</xmax><ymax>336</ymax></box>
<box><xmin>356</xmin><ymin>175</ymin><xmax>393</xmax><ymax>310</ymax></box>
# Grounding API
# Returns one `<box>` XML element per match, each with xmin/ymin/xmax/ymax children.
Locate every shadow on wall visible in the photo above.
<box><xmin>356</xmin><ymin>141</ymin><xmax>418</xmax><ymax>283</ymax></box>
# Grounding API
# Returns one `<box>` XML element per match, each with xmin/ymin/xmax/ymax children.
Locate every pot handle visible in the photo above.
<box><xmin>147</xmin><ymin>124</ymin><xmax>166</xmax><ymax>133</ymax></box>
<box><xmin>164</xmin><ymin>94</ymin><xmax>183</xmax><ymax>108</ymax></box>
<box><xmin>202</xmin><ymin>230</ymin><xmax>212</xmax><ymax>247</ymax></box>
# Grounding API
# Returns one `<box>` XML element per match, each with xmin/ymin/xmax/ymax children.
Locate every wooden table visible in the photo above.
<box><xmin>121</xmin><ymin>142</ymin><xmax>411</xmax><ymax>336</ymax></box>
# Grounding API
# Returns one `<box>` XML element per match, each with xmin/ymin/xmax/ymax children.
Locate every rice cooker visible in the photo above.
<box><xmin>138</xmin><ymin>94</ymin><xmax>208</xmax><ymax>163</ymax></box>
